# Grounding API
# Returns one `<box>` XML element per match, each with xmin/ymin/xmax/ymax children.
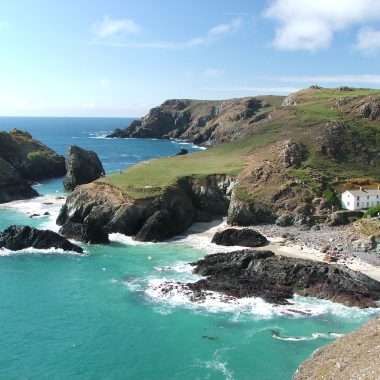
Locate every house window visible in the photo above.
<box><xmin>367</xmin><ymin>196</ymin><xmax>369</xmax><ymax>199</ymax></box>
<box><xmin>347</xmin><ymin>202</ymin><xmax>350</xmax><ymax>206</ymax></box>
<box><xmin>367</xmin><ymin>202</ymin><xmax>369</xmax><ymax>207</ymax></box>
<box><xmin>357</xmin><ymin>202</ymin><xmax>360</xmax><ymax>207</ymax></box>
<box><xmin>357</xmin><ymin>196</ymin><xmax>360</xmax><ymax>201</ymax></box>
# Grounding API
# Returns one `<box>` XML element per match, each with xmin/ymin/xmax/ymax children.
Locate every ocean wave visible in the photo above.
<box><xmin>144</xmin><ymin>278</ymin><xmax>380</xmax><ymax>319</ymax></box>
<box><xmin>0</xmin><ymin>246</ymin><xmax>86</xmax><ymax>256</ymax></box>
<box><xmin>271</xmin><ymin>331</ymin><xmax>345</xmax><ymax>341</ymax></box>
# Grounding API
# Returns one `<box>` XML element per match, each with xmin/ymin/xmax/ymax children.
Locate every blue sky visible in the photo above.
<box><xmin>1</xmin><ymin>0</ymin><xmax>380</xmax><ymax>117</ymax></box>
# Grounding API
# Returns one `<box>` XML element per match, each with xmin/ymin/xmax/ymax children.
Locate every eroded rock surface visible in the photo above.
<box><xmin>64</xmin><ymin>145</ymin><xmax>105</xmax><ymax>191</ymax></box>
<box><xmin>211</xmin><ymin>228</ymin><xmax>268</xmax><ymax>247</ymax></box>
<box><xmin>189</xmin><ymin>250</ymin><xmax>380</xmax><ymax>308</ymax></box>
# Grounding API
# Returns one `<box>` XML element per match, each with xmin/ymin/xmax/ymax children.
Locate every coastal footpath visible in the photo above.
<box><xmin>293</xmin><ymin>317</ymin><xmax>380</xmax><ymax>379</ymax></box>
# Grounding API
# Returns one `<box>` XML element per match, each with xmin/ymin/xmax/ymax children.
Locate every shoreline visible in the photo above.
<box><xmin>183</xmin><ymin>219</ymin><xmax>380</xmax><ymax>282</ymax></box>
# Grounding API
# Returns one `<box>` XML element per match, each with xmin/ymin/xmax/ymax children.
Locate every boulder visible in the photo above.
<box><xmin>189</xmin><ymin>249</ymin><xmax>380</xmax><ymax>308</ymax></box>
<box><xmin>211</xmin><ymin>228</ymin><xmax>268</xmax><ymax>247</ymax></box>
<box><xmin>176</xmin><ymin>148</ymin><xmax>188</xmax><ymax>155</ymax></box>
<box><xmin>63</xmin><ymin>145</ymin><xmax>105</xmax><ymax>191</ymax></box>
<box><xmin>0</xmin><ymin>225</ymin><xmax>83</xmax><ymax>253</ymax></box>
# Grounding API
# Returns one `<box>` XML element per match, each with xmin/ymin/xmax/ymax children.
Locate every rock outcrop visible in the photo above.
<box><xmin>0</xmin><ymin>225</ymin><xmax>83</xmax><ymax>253</ymax></box>
<box><xmin>63</xmin><ymin>145</ymin><xmax>105</xmax><ymax>191</ymax></box>
<box><xmin>328</xmin><ymin>210</ymin><xmax>364</xmax><ymax>226</ymax></box>
<box><xmin>293</xmin><ymin>317</ymin><xmax>380</xmax><ymax>380</ymax></box>
<box><xmin>106</xmin><ymin>97</ymin><xmax>283</xmax><ymax>145</ymax></box>
<box><xmin>189</xmin><ymin>250</ymin><xmax>380</xmax><ymax>308</ymax></box>
<box><xmin>211</xmin><ymin>228</ymin><xmax>268</xmax><ymax>247</ymax></box>
<box><xmin>0</xmin><ymin>129</ymin><xmax>65</xmax><ymax>203</ymax></box>
<box><xmin>0</xmin><ymin>157</ymin><xmax>38</xmax><ymax>203</ymax></box>
<box><xmin>57</xmin><ymin>175</ymin><xmax>235</xmax><ymax>243</ymax></box>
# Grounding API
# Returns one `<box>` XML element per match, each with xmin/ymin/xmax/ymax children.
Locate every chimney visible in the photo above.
<box><xmin>359</xmin><ymin>186</ymin><xmax>363</xmax><ymax>191</ymax></box>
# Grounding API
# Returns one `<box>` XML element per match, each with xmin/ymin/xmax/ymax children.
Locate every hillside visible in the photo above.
<box><xmin>58</xmin><ymin>87</ymin><xmax>380</xmax><ymax>243</ymax></box>
<box><xmin>106</xmin><ymin>96</ymin><xmax>284</xmax><ymax>144</ymax></box>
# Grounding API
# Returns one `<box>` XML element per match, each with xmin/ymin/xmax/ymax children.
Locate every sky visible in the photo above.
<box><xmin>1</xmin><ymin>0</ymin><xmax>380</xmax><ymax>117</ymax></box>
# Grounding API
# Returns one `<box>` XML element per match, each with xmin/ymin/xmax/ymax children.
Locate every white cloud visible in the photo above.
<box><xmin>203</xmin><ymin>68</ymin><xmax>224</xmax><ymax>78</ymax></box>
<box><xmin>188</xmin><ymin>18</ymin><xmax>241</xmax><ymax>47</ymax></box>
<box><xmin>264</xmin><ymin>0</ymin><xmax>380</xmax><ymax>51</ymax></box>
<box><xmin>92</xmin><ymin>15</ymin><xmax>141</xmax><ymax>39</ymax></box>
<box><xmin>91</xmin><ymin>18</ymin><xmax>241</xmax><ymax>49</ymax></box>
<box><xmin>272</xmin><ymin>74</ymin><xmax>380</xmax><ymax>84</ymax></box>
<box><xmin>356</xmin><ymin>27</ymin><xmax>380</xmax><ymax>54</ymax></box>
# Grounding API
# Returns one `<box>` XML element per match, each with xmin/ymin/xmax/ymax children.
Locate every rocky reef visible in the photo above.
<box><xmin>0</xmin><ymin>129</ymin><xmax>65</xmax><ymax>203</ymax></box>
<box><xmin>188</xmin><ymin>250</ymin><xmax>380</xmax><ymax>308</ymax></box>
<box><xmin>57</xmin><ymin>175</ymin><xmax>235</xmax><ymax>243</ymax></box>
<box><xmin>106</xmin><ymin>97</ymin><xmax>282</xmax><ymax>145</ymax></box>
<box><xmin>64</xmin><ymin>145</ymin><xmax>105</xmax><ymax>191</ymax></box>
<box><xmin>293</xmin><ymin>317</ymin><xmax>380</xmax><ymax>379</ymax></box>
<box><xmin>0</xmin><ymin>225</ymin><xmax>83</xmax><ymax>253</ymax></box>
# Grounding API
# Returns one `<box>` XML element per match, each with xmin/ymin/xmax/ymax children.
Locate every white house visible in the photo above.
<box><xmin>341</xmin><ymin>188</ymin><xmax>380</xmax><ymax>211</ymax></box>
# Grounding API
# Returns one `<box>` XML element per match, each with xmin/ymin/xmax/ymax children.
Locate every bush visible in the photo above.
<box><xmin>364</xmin><ymin>204</ymin><xmax>380</xmax><ymax>218</ymax></box>
<box><xmin>322</xmin><ymin>188</ymin><xmax>339</xmax><ymax>207</ymax></box>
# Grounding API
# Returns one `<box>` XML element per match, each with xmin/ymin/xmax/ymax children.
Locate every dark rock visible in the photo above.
<box><xmin>211</xmin><ymin>228</ymin><xmax>268</xmax><ymax>247</ymax></box>
<box><xmin>339</xmin><ymin>86</ymin><xmax>353</xmax><ymax>91</ymax></box>
<box><xmin>0</xmin><ymin>225</ymin><xmax>83</xmax><ymax>253</ymax></box>
<box><xmin>135</xmin><ymin>209</ymin><xmax>193</xmax><ymax>242</ymax></box>
<box><xmin>176</xmin><ymin>148</ymin><xmax>188</xmax><ymax>155</ymax></box>
<box><xmin>275</xmin><ymin>213</ymin><xmax>294</xmax><ymax>227</ymax></box>
<box><xmin>63</xmin><ymin>145</ymin><xmax>105</xmax><ymax>191</ymax></box>
<box><xmin>106</xmin><ymin>128</ymin><xmax>130</xmax><ymax>138</ymax></box>
<box><xmin>189</xmin><ymin>249</ymin><xmax>380</xmax><ymax>308</ymax></box>
<box><xmin>0</xmin><ymin>157</ymin><xmax>39</xmax><ymax>203</ymax></box>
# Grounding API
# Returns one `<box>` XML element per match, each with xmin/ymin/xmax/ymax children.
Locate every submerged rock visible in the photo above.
<box><xmin>189</xmin><ymin>250</ymin><xmax>380</xmax><ymax>308</ymax></box>
<box><xmin>211</xmin><ymin>228</ymin><xmax>268</xmax><ymax>247</ymax></box>
<box><xmin>0</xmin><ymin>225</ymin><xmax>83</xmax><ymax>253</ymax></box>
<box><xmin>63</xmin><ymin>145</ymin><xmax>105</xmax><ymax>191</ymax></box>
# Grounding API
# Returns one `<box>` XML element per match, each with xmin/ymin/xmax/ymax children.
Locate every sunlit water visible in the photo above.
<box><xmin>0</xmin><ymin>118</ymin><xmax>378</xmax><ymax>379</ymax></box>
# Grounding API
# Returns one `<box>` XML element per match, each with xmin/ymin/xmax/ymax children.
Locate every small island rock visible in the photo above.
<box><xmin>0</xmin><ymin>225</ymin><xmax>83</xmax><ymax>253</ymax></box>
<box><xmin>64</xmin><ymin>145</ymin><xmax>105</xmax><ymax>191</ymax></box>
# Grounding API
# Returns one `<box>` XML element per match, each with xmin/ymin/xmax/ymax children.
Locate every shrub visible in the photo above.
<box><xmin>364</xmin><ymin>204</ymin><xmax>380</xmax><ymax>218</ymax></box>
<box><xmin>322</xmin><ymin>188</ymin><xmax>339</xmax><ymax>207</ymax></box>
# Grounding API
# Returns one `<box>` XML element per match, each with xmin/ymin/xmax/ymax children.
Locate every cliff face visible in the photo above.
<box><xmin>106</xmin><ymin>96</ymin><xmax>284</xmax><ymax>145</ymax></box>
<box><xmin>56</xmin><ymin>175</ymin><xmax>235</xmax><ymax>243</ymax></box>
<box><xmin>293</xmin><ymin>317</ymin><xmax>380</xmax><ymax>380</ymax></box>
<box><xmin>0</xmin><ymin>129</ymin><xmax>65</xmax><ymax>203</ymax></box>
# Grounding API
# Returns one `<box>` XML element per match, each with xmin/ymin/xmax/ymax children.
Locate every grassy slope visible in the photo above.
<box><xmin>99</xmin><ymin>88</ymin><xmax>380</xmax><ymax>200</ymax></box>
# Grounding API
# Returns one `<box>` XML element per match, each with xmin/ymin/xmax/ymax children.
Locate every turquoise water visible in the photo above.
<box><xmin>0</xmin><ymin>118</ymin><xmax>379</xmax><ymax>379</ymax></box>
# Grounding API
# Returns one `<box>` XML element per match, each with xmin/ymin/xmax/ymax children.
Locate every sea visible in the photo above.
<box><xmin>0</xmin><ymin>117</ymin><xmax>378</xmax><ymax>380</ymax></box>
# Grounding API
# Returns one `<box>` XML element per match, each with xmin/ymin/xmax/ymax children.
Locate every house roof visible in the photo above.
<box><xmin>343</xmin><ymin>189</ymin><xmax>380</xmax><ymax>197</ymax></box>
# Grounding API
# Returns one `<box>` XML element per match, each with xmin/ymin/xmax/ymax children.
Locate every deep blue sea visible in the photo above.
<box><xmin>0</xmin><ymin>117</ymin><xmax>378</xmax><ymax>380</ymax></box>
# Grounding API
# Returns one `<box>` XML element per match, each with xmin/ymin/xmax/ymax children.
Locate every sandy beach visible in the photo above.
<box><xmin>184</xmin><ymin>219</ymin><xmax>380</xmax><ymax>282</ymax></box>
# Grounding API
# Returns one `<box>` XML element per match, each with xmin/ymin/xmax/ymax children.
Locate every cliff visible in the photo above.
<box><xmin>293</xmin><ymin>317</ymin><xmax>380</xmax><ymax>379</ymax></box>
<box><xmin>106</xmin><ymin>96</ymin><xmax>284</xmax><ymax>145</ymax></box>
<box><xmin>58</xmin><ymin>87</ymin><xmax>380</xmax><ymax>242</ymax></box>
<box><xmin>0</xmin><ymin>129</ymin><xmax>65</xmax><ymax>203</ymax></box>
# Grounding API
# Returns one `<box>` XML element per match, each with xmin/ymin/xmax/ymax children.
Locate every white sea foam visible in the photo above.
<box><xmin>271</xmin><ymin>332</ymin><xmax>345</xmax><ymax>341</ymax></box>
<box><xmin>109</xmin><ymin>233</ymin><xmax>151</xmax><ymax>246</ymax></box>
<box><xmin>196</xmin><ymin>350</ymin><xmax>235</xmax><ymax>380</ymax></box>
<box><xmin>144</xmin><ymin>278</ymin><xmax>380</xmax><ymax>319</ymax></box>
<box><xmin>0</xmin><ymin>246</ymin><xmax>85</xmax><ymax>256</ymax></box>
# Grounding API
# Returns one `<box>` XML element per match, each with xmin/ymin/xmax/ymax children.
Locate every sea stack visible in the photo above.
<box><xmin>63</xmin><ymin>145</ymin><xmax>105</xmax><ymax>191</ymax></box>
